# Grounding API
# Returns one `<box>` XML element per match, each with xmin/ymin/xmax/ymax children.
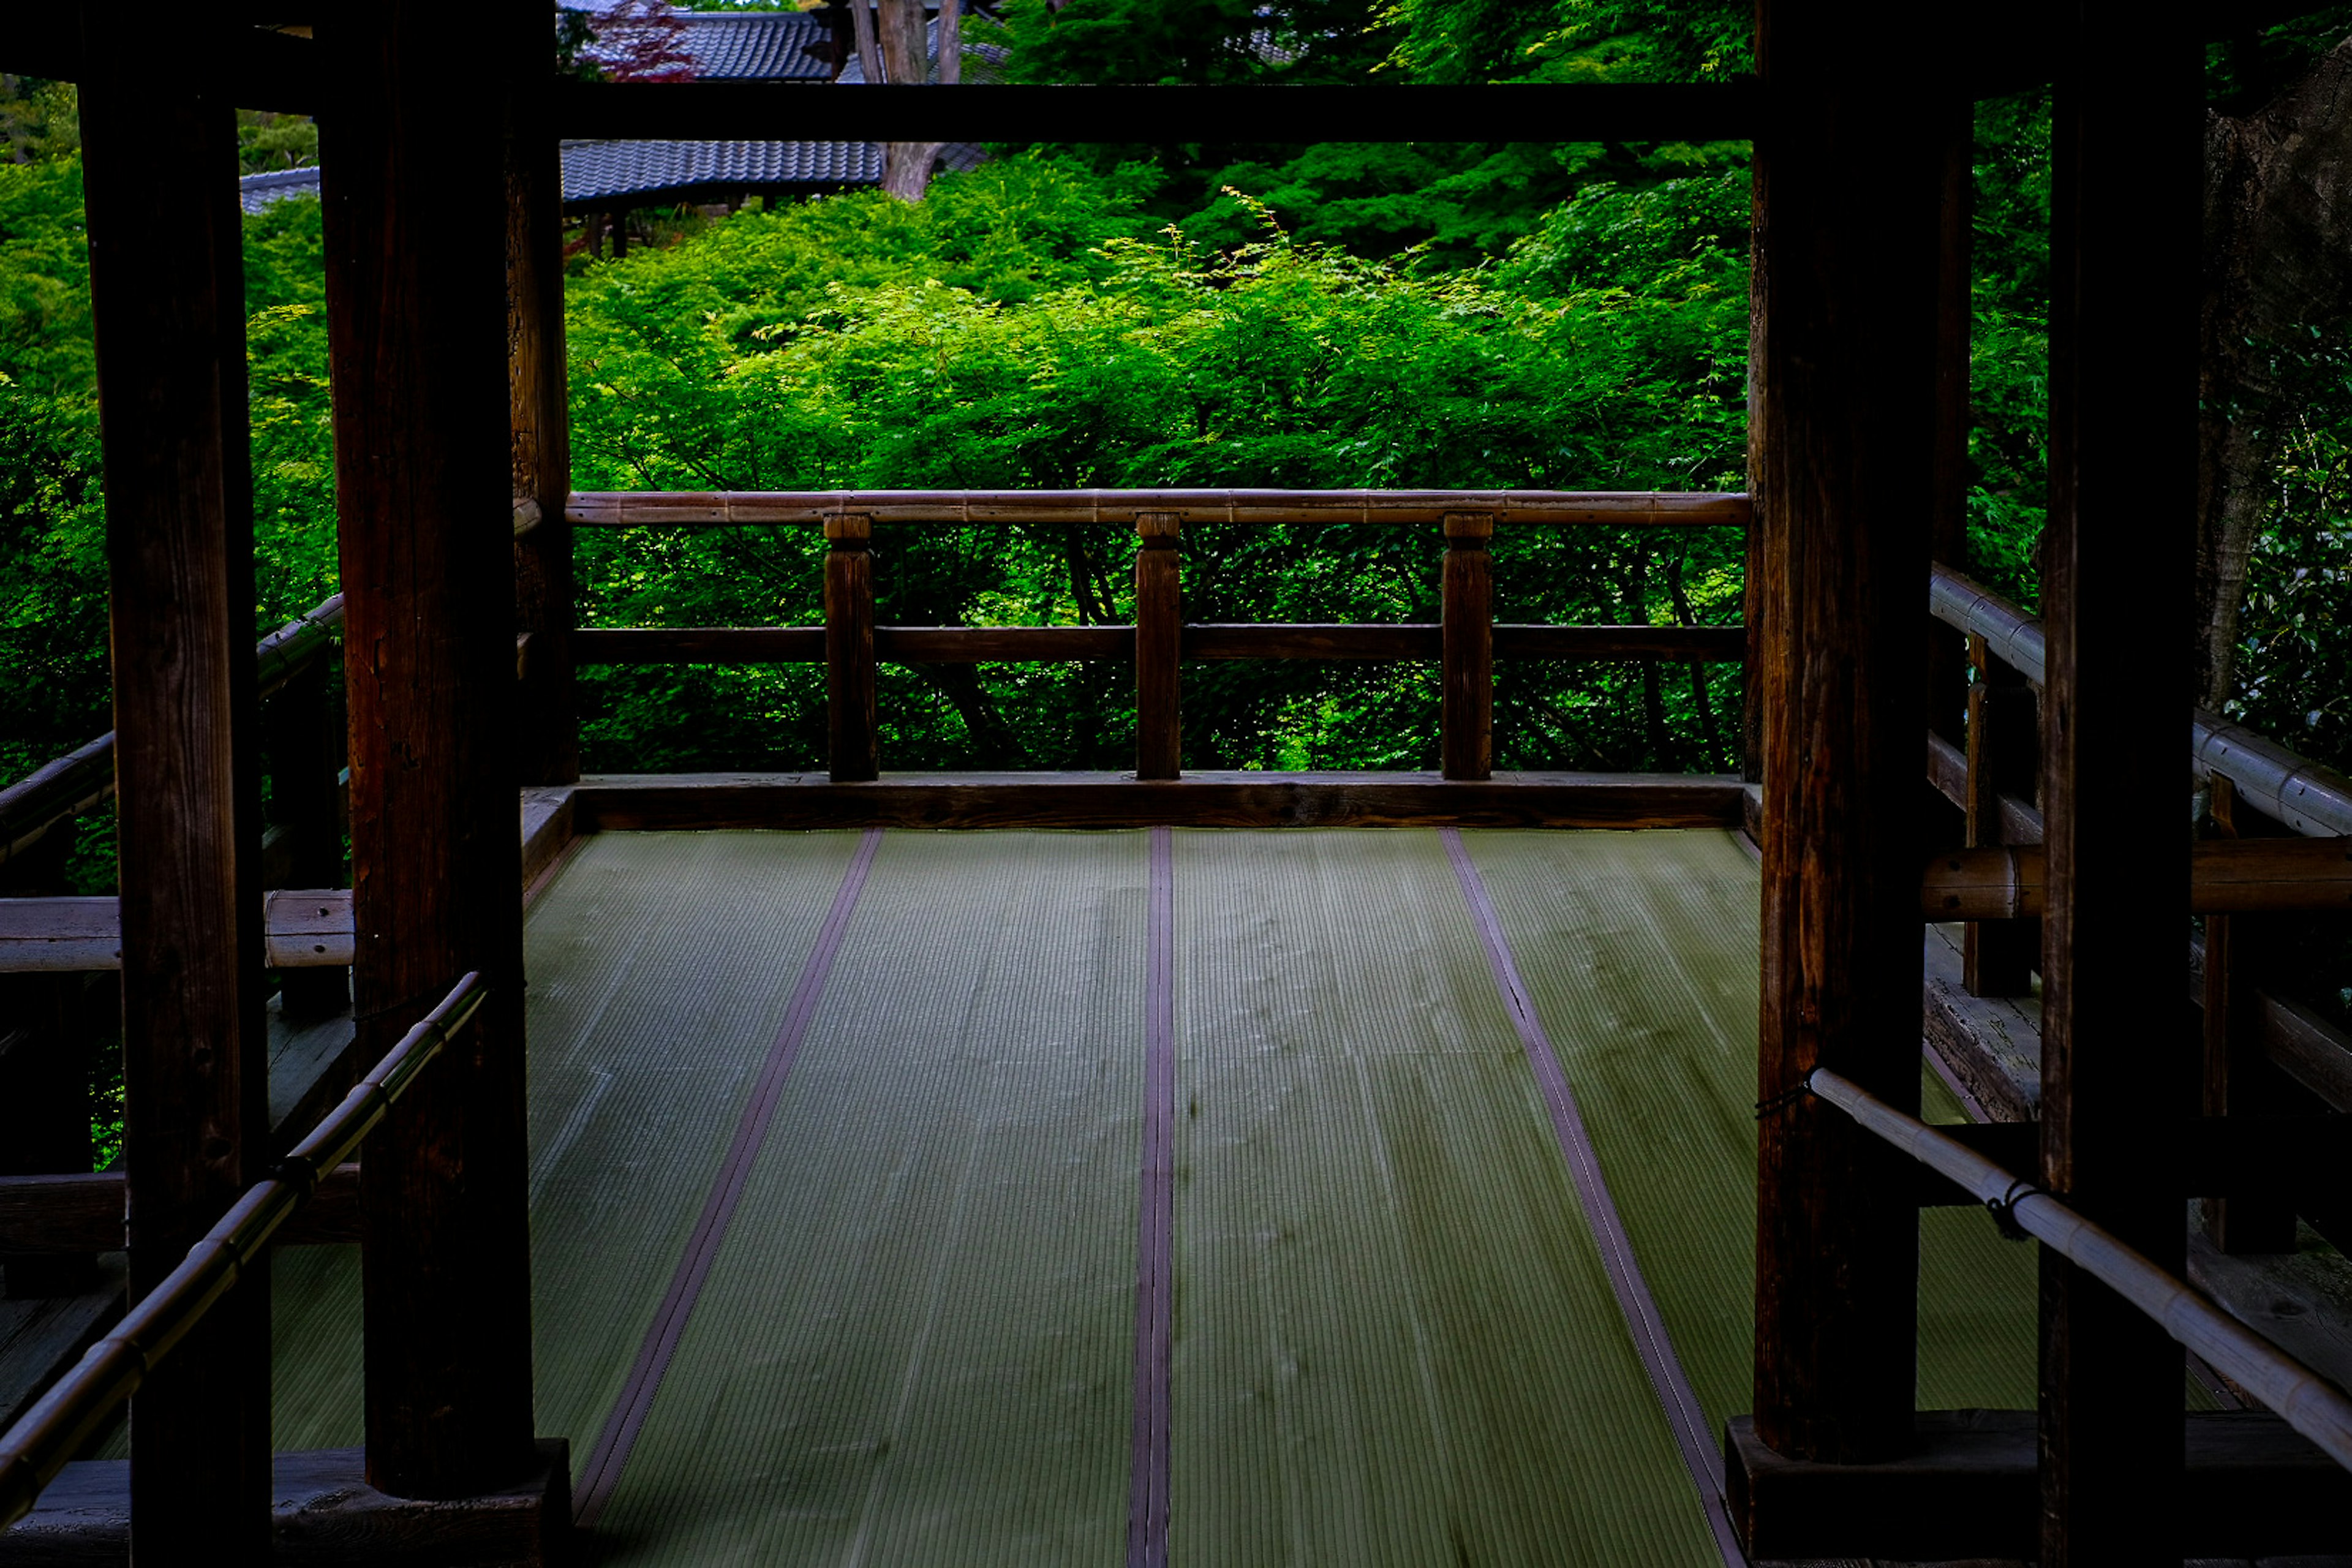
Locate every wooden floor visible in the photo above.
<box><xmin>49</xmin><ymin>829</ymin><xmax>2131</xmax><ymax>1564</ymax></box>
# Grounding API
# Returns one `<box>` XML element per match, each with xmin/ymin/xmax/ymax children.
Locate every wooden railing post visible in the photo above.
<box><xmin>1134</xmin><ymin>511</ymin><xmax>1182</xmax><ymax>780</ymax></box>
<box><xmin>1962</xmin><ymin>633</ymin><xmax>2037</xmax><ymax>997</ymax></box>
<box><xmin>270</xmin><ymin>658</ymin><xmax>349</xmax><ymax>1020</ymax></box>
<box><xmin>80</xmin><ymin>24</ymin><xmax>273</xmax><ymax>1550</ymax></box>
<box><xmin>1441</xmin><ymin>511</ymin><xmax>1493</xmax><ymax>781</ymax></box>
<box><xmin>826</xmin><ymin>514</ymin><xmax>878</xmax><ymax>782</ymax></box>
<box><xmin>2199</xmin><ymin>776</ymin><xmax>2296</xmax><ymax>1253</ymax></box>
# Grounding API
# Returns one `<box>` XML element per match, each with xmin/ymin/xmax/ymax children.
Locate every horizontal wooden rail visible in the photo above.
<box><xmin>0</xmin><ymin>972</ymin><xmax>483</xmax><ymax>1533</ymax></box>
<box><xmin>0</xmin><ymin>1163</ymin><xmax>362</xmax><ymax>1256</ymax></box>
<box><xmin>1921</xmin><ymin>841</ymin><xmax>2352</xmax><ymax>919</ymax></box>
<box><xmin>1928</xmin><ymin>565</ymin><xmax>2352</xmax><ymax>842</ymax></box>
<box><xmin>567</xmin><ymin>489</ymin><xmax>1752</xmax><ymax>529</ymax></box>
<box><xmin>573</xmin><ymin>622</ymin><xmax>1744</xmax><ymax>667</ymax></box>
<box><xmin>1807</xmin><ymin>1066</ymin><xmax>2352</xmax><ymax>1475</ymax></box>
<box><xmin>0</xmin><ymin>594</ymin><xmax>345</xmax><ymax>869</ymax></box>
<box><xmin>0</xmin><ymin>890</ymin><xmax>352</xmax><ymax>973</ymax></box>
<box><xmin>548</xmin><ymin>80</ymin><xmax>1764</xmax><ymax>146</ymax></box>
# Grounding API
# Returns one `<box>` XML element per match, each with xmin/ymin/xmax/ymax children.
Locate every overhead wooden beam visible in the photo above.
<box><xmin>78</xmin><ymin>11</ymin><xmax>272</xmax><ymax>1552</ymax></box>
<box><xmin>1749</xmin><ymin>0</ymin><xmax>1944</xmax><ymax>1468</ymax></box>
<box><xmin>317</xmin><ymin>0</ymin><xmax>536</xmax><ymax>1501</ymax></box>
<box><xmin>2035</xmin><ymin>8</ymin><xmax>2202</xmax><ymax>1559</ymax></box>
<box><xmin>548</xmin><ymin>80</ymin><xmax>1763</xmax><ymax>146</ymax></box>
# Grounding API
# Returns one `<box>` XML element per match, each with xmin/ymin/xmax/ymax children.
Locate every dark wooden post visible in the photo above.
<box><xmin>1926</xmin><ymin>100</ymin><xmax>1975</xmax><ymax>753</ymax></box>
<box><xmin>2035</xmin><ymin>12</ymin><xmax>2199</xmax><ymax>1561</ymax></box>
<box><xmin>271</xmin><ymin>658</ymin><xmax>350</xmax><ymax>1020</ymax></box>
<box><xmin>1963</xmin><ymin>634</ymin><xmax>2037</xmax><ymax>997</ymax></box>
<box><xmin>0</xmin><ymin>831</ymin><xmax>96</xmax><ymax>1298</ymax></box>
<box><xmin>1441</xmin><ymin>511</ymin><xmax>1493</xmax><ymax>782</ymax></box>
<box><xmin>826</xmin><ymin>514</ymin><xmax>879</xmax><ymax>782</ymax></box>
<box><xmin>319</xmin><ymin>0</ymin><xmax>536</xmax><ymax>1499</ymax></box>
<box><xmin>511</xmin><ymin>70</ymin><xmax>578</xmax><ymax>788</ymax></box>
<box><xmin>1134</xmin><ymin>511</ymin><xmax>1182</xmax><ymax>780</ymax></box>
<box><xmin>1751</xmin><ymin>0</ymin><xmax>1943</xmax><ymax>1465</ymax></box>
<box><xmin>2199</xmin><ymin>777</ymin><xmax>2294</xmax><ymax>1253</ymax></box>
<box><xmin>78</xmin><ymin>17</ymin><xmax>271</xmax><ymax>1553</ymax></box>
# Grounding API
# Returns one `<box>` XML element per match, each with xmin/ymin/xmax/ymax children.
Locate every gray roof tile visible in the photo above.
<box><xmin>676</xmin><ymin>11</ymin><xmax>835</xmax><ymax>81</ymax></box>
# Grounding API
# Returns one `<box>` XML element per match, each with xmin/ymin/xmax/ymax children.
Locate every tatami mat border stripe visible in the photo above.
<box><xmin>1129</xmin><ymin>826</ymin><xmax>1177</xmax><ymax>1568</ymax></box>
<box><xmin>572</xmin><ymin>826</ymin><xmax>886</xmax><ymax>1525</ymax></box>
<box><xmin>1441</xmin><ymin>827</ymin><xmax>1749</xmax><ymax>1568</ymax></box>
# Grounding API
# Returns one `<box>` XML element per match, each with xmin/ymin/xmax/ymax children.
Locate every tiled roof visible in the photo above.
<box><xmin>239</xmin><ymin>166</ymin><xmax>321</xmax><ymax>214</ymax></box>
<box><xmin>675</xmin><ymin>10</ymin><xmax>835</xmax><ymax>81</ymax></box>
<box><xmin>560</xmin><ymin>138</ymin><xmax>883</xmax><ymax>203</ymax></box>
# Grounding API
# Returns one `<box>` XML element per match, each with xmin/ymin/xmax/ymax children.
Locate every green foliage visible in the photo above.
<box><xmin>567</xmin><ymin>160</ymin><xmax>1750</xmax><ymax>772</ymax></box>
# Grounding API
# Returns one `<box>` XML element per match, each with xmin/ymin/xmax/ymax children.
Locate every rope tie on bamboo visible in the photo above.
<box><xmin>1754</xmin><ymin>1079</ymin><xmax>1815</xmax><ymax>1120</ymax></box>
<box><xmin>1985</xmin><ymin>1176</ymin><xmax>2042</xmax><ymax>1242</ymax></box>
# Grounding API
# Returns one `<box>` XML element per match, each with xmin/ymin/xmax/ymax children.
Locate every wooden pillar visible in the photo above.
<box><xmin>826</xmin><ymin>514</ymin><xmax>878</xmax><ymax>782</ymax></box>
<box><xmin>1927</xmin><ymin>99</ymin><xmax>1975</xmax><ymax>749</ymax></box>
<box><xmin>319</xmin><ymin>0</ymin><xmax>535</xmax><ymax>1499</ymax></box>
<box><xmin>2036</xmin><ymin>9</ymin><xmax>2199</xmax><ymax>1561</ymax></box>
<box><xmin>78</xmin><ymin>16</ymin><xmax>271</xmax><ymax>1553</ymax></box>
<box><xmin>510</xmin><ymin>72</ymin><xmax>578</xmax><ymax>788</ymax></box>
<box><xmin>270</xmin><ymin>658</ymin><xmax>349</xmax><ymax>1019</ymax></box>
<box><xmin>1134</xmin><ymin>511</ymin><xmax>1181</xmax><ymax>780</ymax></box>
<box><xmin>1441</xmin><ymin>512</ymin><xmax>1493</xmax><ymax>782</ymax></box>
<box><xmin>1963</xmin><ymin>635</ymin><xmax>2037</xmax><ymax>997</ymax></box>
<box><xmin>2199</xmin><ymin>777</ymin><xmax>2294</xmax><ymax>1253</ymax></box>
<box><xmin>1751</xmin><ymin>0</ymin><xmax>1943</xmax><ymax>1465</ymax></box>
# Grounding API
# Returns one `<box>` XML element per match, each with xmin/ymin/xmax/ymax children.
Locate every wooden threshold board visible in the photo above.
<box><xmin>572</xmin><ymin>771</ymin><xmax>1745</xmax><ymax>833</ymax></box>
<box><xmin>1728</xmin><ymin>1409</ymin><xmax>2352</xmax><ymax>1561</ymax></box>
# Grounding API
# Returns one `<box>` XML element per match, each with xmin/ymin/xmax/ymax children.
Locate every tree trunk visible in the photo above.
<box><xmin>847</xmin><ymin>0</ymin><xmax>881</xmax><ymax>85</ymax></box>
<box><xmin>2199</xmin><ymin>37</ymin><xmax>2352</xmax><ymax>707</ymax></box>
<box><xmin>877</xmin><ymin>0</ymin><xmax>943</xmax><ymax>202</ymax></box>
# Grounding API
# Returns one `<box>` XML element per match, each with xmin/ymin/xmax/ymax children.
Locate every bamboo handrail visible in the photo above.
<box><xmin>1807</xmin><ymin>1065</ymin><xmax>2352</xmax><ymax>1474</ymax></box>
<box><xmin>0</xmin><ymin>971</ymin><xmax>484</xmax><ymax>1532</ymax></box>
<box><xmin>565</xmin><ymin>489</ymin><xmax>1754</xmax><ymax>529</ymax></box>
<box><xmin>0</xmin><ymin>593</ymin><xmax>347</xmax><ymax>867</ymax></box>
<box><xmin>1927</xmin><ymin>563</ymin><xmax>2352</xmax><ymax>842</ymax></box>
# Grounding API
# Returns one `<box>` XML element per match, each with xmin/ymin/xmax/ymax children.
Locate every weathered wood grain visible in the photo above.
<box><xmin>0</xmin><ymin>895</ymin><xmax>354</xmax><ymax>973</ymax></box>
<box><xmin>1728</xmin><ymin>1410</ymin><xmax>2352</xmax><ymax>1562</ymax></box>
<box><xmin>570</xmin><ymin>770</ymin><xmax>1746</xmax><ymax>832</ymax></box>
<box><xmin>1134</xmin><ymin>513</ymin><xmax>1181</xmax><ymax>780</ymax></box>
<box><xmin>510</xmin><ymin>75</ymin><xmax>576</xmax><ymax>790</ymax></box>
<box><xmin>823</xmin><ymin>514</ymin><xmax>878</xmax><ymax>783</ymax></box>
<box><xmin>1750</xmin><ymin>0</ymin><xmax>1941</xmax><ymax>1464</ymax></box>
<box><xmin>80</xmin><ymin>25</ymin><xmax>272</xmax><ymax>1550</ymax></box>
<box><xmin>2035</xmin><ymin>20</ymin><xmax>2203</xmax><ymax>1554</ymax></box>
<box><xmin>1441</xmin><ymin>513</ymin><xmax>1493</xmax><ymax>782</ymax></box>
<box><xmin>319</xmin><ymin>0</ymin><xmax>537</xmax><ymax>1499</ymax></box>
<box><xmin>1921</xmin><ymin>924</ymin><xmax>2041</xmax><ymax>1124</ymax></box>
<box><xmin>0</xmin><ymin>1165</ymin><xmax>361</xmax><ymax>1256</ymax></box>
<box><xmin>566</xmin><ymin>486</ymin><xmax>1755</xmax><ymax>528</ymax></box>
<box><xmin>1964</xmin><ymin>636</ymin><xmax>2039</xmax><ymax>994</ymax></box>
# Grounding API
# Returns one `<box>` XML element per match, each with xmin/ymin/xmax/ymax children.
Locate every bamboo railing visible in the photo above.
<box><xmin>564</xmin><ymin>489</ymin><xmax>1755</xmax><ymax>784</ymax></box>
<box><xmin>0</xmin><ymin>971</ymin><xmax>483</xmax><ymax>1532</ymax></box>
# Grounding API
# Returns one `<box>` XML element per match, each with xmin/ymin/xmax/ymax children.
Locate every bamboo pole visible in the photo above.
<box><xmin>0</xmin><ymin>974</ymin><xmax>484</xmax><ymax>1534</ymax></box>
<box><xmin>1807</xmin><ymin>1065</ymin><xmax>2352</xmax><ymax>1474</ymax></box>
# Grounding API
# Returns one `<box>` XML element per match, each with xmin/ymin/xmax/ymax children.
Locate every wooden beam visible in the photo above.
<box><xmin>1440</xmin><ymin>513</ymin><xmax>1493</xmax><ymax>782</ymax></box>
<box><xmin>0</xmin><ymin>891</ymin><xmax>353</xmax><ymax>973</ymax></box>
<box><xmin>268</xmin><ymin>662</ymin><xmax>348</xmax><ymax>1019</ymax></box>
<box><xmin>79</xmin><ymin>11</ymin><xmax>272</xmax><ymax>1551</ymax></box>
<box><xmin>1749</xmin><ymin>0</ymin><xmax>1943</xmax><ymax>1466</ymax></box>
<box><xmin>570</xmin><ymin>771</ymin><xmax>1746</xmax><ymax>833</ymax></box>
<box><xmin>547</xmin><ymin>80</ymin><xmax>1763</xmax><ymax>146</ymax></box>
<box><xmin>0</xmin><ymin>1164</ymin><xmax>363</xmax><ymax>1256</ymax></box>
<box><xmin>1727</xmin><ymin>1410</ymin><xmax>2352</xmax><ymax>1561</ymax></box>
<box><xmin>1915</xmin><ymin>839</ymin><xmax>2352</xmax><ymax>921</ymax></box>
<box><xmin>1134</xmin><ymin>513</ymin><xmax>1181</xmax><ymax>781</ymax></box>
<box><xmin>566</xmin><ymin>488</ymin><xmax>1753</xmax><ymax>529</ymax></box>
<box><xmin>824</xmin><ymin>514</ymin><xmax>878</xmax><ymax>783</ymax></box>
<box><xmin>2036</xmin><ymin>10</ymin><xmax>2202</xmax><ymax>1557</ymax></box>
<box><xmin>317</xmin><ymin>0</ymin><xmax>535</xmax><ymax>1500</ymax></box>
